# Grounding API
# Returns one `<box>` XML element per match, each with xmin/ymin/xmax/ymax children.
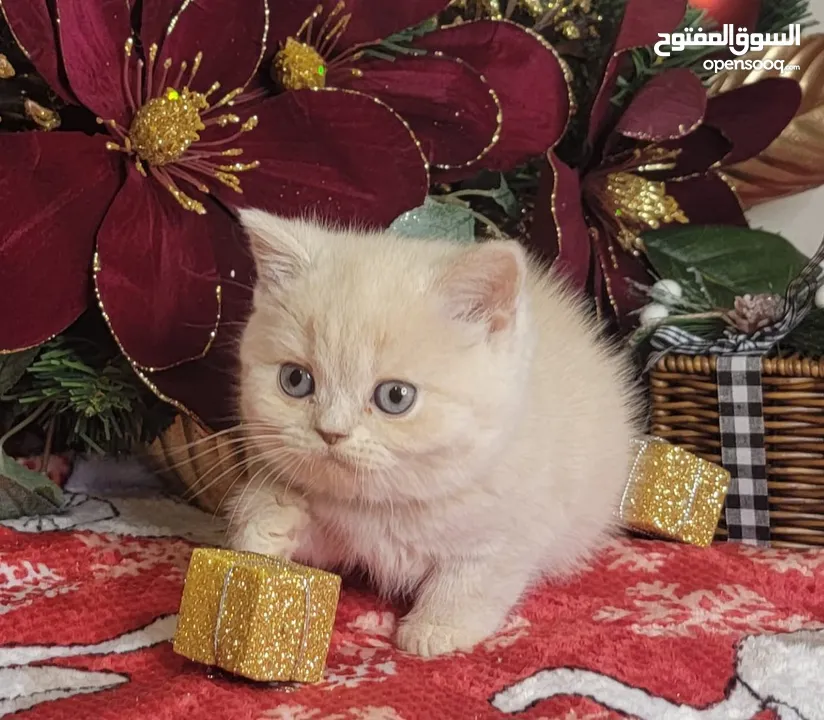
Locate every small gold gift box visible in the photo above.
<box><xmin>619</xmin><ymin>437</ymin><xmax>730</xmax><ymax>547</ymax></box>
<box><xmin>173</xmin><ymin>548</ymin><xmax>341</xmax><ymax>683</ymax></box>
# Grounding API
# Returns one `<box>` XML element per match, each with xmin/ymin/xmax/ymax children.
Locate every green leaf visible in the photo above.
<box><xmin>390</xmin><ymin>197</ymin><xmax>476</xmax><ymax>243</ymax></box>
<box><xmin>485</xmin><ymin>175</ymin><xmax>518</xmax><ymax>218</ymax></box>
<box><xmin>0</xmin><ymin>449</ymin><xmax>63</xmax><ymax>520</ymax></box>
<box><xmin>0</xmin><ymin>347</ymin><xmax>38</xmax><ymax>396</ymax></box>
<box><xmin>642</xmin><ymin>225</ymin><xmax>811</xmax><ymax>309</ymax></box>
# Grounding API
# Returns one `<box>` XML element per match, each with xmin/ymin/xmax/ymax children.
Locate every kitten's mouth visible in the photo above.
<box><xmin>324</xmin><ymin>448</ymin><xmax>356</xmax><ymax>469</ymax></box>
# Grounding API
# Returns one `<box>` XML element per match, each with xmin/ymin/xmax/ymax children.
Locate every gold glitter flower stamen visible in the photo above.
<box><xmin>588</xmin><ymin>147</ymin><xmax>688</xmax><ymax>254</ymax></box>
<box><xmin>272</xmin><ymin>2</ymin><xmax>364</xmax><ymax>92</ymax></box>
<box><xmin>100</xmin><ymin>39</ymin><xmax>260</xmax><ymax>214</ymax></box>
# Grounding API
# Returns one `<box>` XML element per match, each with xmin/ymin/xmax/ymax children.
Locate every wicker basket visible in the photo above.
<box><xmin>650</xmin><ymin>354</ymin><xmax>824</xmax><ymax>547</ymax></box>
<box><xmin>145</xmin><ymin>416</ymin><xmax>249</xmax><ymax>514</ymax></box>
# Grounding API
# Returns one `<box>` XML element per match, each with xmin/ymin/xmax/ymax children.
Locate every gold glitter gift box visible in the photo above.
<box><xmin>173</xmin><ymin>548</ymin><xmax>341</xmax><ymax>683</ymax></box>
<box><xmin>619</xmin><ymin>437</ymin><xmax>730</xmax><ymax>547</ymax></box>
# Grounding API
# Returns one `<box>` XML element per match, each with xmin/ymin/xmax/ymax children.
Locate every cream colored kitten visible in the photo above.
<box><xmin>227</xmin><ymin>210</ymin><xmax>639</xmax><ymax>658</ymax></box>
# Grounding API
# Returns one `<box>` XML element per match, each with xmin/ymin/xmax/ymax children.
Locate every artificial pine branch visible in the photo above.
<box><xmin>1</xmin><ymin>313</ymin><xmax>175</xmax><ymax>457</ymax></box>
<box><xmin>757</xmin><ymin>0</ymin><xmax>815</xmax><ymax>33</ymax></box>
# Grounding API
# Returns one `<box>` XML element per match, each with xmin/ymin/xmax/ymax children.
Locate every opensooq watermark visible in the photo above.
<box><xmin>653</xmin><ymin>24</ymin><xmax>802</xmax><ymax>74</ymax></box>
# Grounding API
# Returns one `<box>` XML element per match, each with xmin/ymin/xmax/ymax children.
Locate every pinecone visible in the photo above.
<box><xmin>726</xmin><ymin>293</ymin><xmax>784</xmax><ymax>334</ymax></box>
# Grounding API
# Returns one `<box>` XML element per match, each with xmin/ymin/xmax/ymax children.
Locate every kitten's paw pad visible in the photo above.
<box><xmin>395</xmin><ymin>619</ymin><xmax>484</xmax><ymax>658</ymax></box>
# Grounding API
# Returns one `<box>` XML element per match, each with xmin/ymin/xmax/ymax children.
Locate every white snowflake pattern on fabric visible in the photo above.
<box><xmin>0</xmin><ymin>560</ymin><xmax>78</xmax><ymax>615</ymax></box>
<box><xmin>347</xmin><ymin>611</ymin><xmax>395</xmax><ymax>638</ymax></box>
<box><xmin>259</xmin><ymin>707</ymin><xmax>405</xmax><ymax>720</ymax></box>
<box><xmin>347</xmin><ymin>708</ymin><xmax>406</xmax><ymax>720</ymax></box>
<box><xmin>0</xmin><ymin>492</ymin><xmax>223</xmax><ymax>543</ymax></box>
<box><xmin>322</xmin><ymin>612</ymin><xmax>398</xmax><ymax>690</ymax></box>
<box><xmin>483</xmin><ymin>615</ymin><xmax>531</xmax><ymax>651</ymax></box>
<box><xmin>76</xmin><ymin>533</ymin><xmax>192</xmax><ymax>580</ymax></box>
<box><xmin>549</xmin><ymin>711</ymin><xmax>612</xmax><ymax>720</ymax></box>
<box><xmin>739</xmin><ymin>545</ymin><xmax>824</xmax><ymax>578</ymax></box>
<box><xmin>593</xmin><ymin>581</ymin><xmax>824</xmax><ymax>637</ymax></box>
<box><xmin>258</xmin><ymin>706</ymin><xmax>330</xmax><ymax>720</ymax></box>
<box><xmin>0</xmin><ymin>615</ymin><xmax>175</xmax><ymax>716</ymax></box>
<box><xmin>601</xmin><ymin>540</ymin><xmax>669</xmax><ymax>573</ymax></box>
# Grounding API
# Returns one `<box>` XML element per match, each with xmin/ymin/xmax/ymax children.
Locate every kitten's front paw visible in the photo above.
<box><xmin>227</xmin><ymin>499</ymin><xmax>308</xmax><ymax>560</ymax></box>
<box><xmin>395</xmin><ymin>617</ymin><xmax>488</xmax><ymax>658</ymax></box>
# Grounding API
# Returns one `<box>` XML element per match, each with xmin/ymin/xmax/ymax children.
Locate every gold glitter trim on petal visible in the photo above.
<box><xmin>620</xmin><ymin>436</ymin><xmax>730</xmax><ymax>547</ymax></box>
<box><xmin>430</xmin><ymin>52</ymin><xmax>502</xmax><ymax>171</ymax></box>
<box><xmin>0</xmin><ymin>0</ymin><xmax>31</xmax><ymax>62</ymax></box>
<box><xmin>164</xmin><ymin>0</ymin><xmax>269</xmax><ymax>93</ymax></box>
<box><xmin>92</xmin><ymin>250</ymin><xmax>223</xmax><ymax>374</ymax></box>
<box><xmin>313</xmin><ymin>86</ymin><xmax>431</xmax><ymax>185</ymax></box>
<box><xmin>595</xmin><ymin>234</ymin><xmax>620</xmax><ymax>321</ymax></box>
<box><xmin>0</xmin><ymin>328</ymin><xmax>63</xmax><ymax>355</ymax></box>
<box><xmin>441</xmin><ymin>18</ymin><xmax>576</xmax><ymax>142</ymax></box>
<box><xmin>621</xmin><ymin>116</ymin><xmax>704</xmax><ymax>143</ymax></box>
<box><xmin>165</xmin><ymin>0</ymin><xmax>194</xmax><ymax>38</ymax></box>
<box><xmin>544</xmin><ymin>149</ymin><xmax>564</xmax><ymax>265</ymax></box>
<box><xmin>714</xmin><ymin>168</ymin><xmax>745</xmax><ymax>213</ymax></box>
<box><xmin>0</xmin><ymin>53</ymin><xmax>15</xmax><ymax>79</ymax></box>
<box><xmin>24</xmin><ymin>99</ymin><xmax>61</xmax><ymax>130</ymax></box>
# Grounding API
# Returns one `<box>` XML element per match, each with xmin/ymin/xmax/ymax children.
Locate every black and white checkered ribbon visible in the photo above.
<box><xmin>716</xmin><ymin>355</ymin><xmax>770</xmax><ymax>544</ymax></box>
<box><xmin>646</xmin><ymin>238</ymin><xmax>824</xmax><ymax>545</ymax></box>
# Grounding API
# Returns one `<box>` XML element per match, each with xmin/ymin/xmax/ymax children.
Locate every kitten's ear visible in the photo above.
<box><xmin>238</xmin><ymin>209</ymin><xmax>311</xmax><ymax>284</ymax></box>
<box><xmin>440</xmin><ymin>240</ymin><xmax>527</xmax><ymax>333</ymax></box>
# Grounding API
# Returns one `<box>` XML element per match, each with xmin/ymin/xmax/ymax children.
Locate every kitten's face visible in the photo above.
<box><xmin>238</xmin><ymin>212</ymin><xmax>528</xmax><ymax>504</ymax></box>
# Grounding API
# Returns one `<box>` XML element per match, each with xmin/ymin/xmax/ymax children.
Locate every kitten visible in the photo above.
<box><xmin>227</xmin><ymin>210</ymin><xmax>640</xmax><ymax>657</ymax></box>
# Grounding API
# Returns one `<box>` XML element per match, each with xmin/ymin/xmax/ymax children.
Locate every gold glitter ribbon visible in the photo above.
<box><xmin>174</xmin><ymin>548</ymin><xmax>341</xmax><ymax>683</ymax></box>
<box><xmin>619</xmin><ymin>437</ymin><xmax>730</xmax><ymax>547</ymax></box>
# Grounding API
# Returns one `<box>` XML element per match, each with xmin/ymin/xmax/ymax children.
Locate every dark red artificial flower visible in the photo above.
<box><xmin>0</xmin><ymin>0</ymin><xmax>430</xmax><ymax>426</ymax></box>
<box><xmin>255</xmin><ymin>0</ymin><xmax>572</xmax><ymax>179</ymax></box>
<box><xmin>528</xmin><ymin>0</ymin><xmax>801</xmax><ymax>328</ymax></box>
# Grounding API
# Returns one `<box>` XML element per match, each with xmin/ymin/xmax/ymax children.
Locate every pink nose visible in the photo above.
<box><xmin>317</xmin><ymin>429</ymin><xmax>347</xmax><ymax>446</ymax></box>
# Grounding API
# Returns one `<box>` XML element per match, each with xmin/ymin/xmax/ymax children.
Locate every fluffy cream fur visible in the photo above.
<box><xmin>227</xmin><ymin>210</ymin><xmax>640</xmax><ymax>657</ymax></box>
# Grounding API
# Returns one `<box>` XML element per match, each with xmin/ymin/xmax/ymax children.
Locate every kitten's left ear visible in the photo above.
<box><xmin>440</xmin><ymin>240</ymin><xmax>527</xmax><ymax>333</ymax></box>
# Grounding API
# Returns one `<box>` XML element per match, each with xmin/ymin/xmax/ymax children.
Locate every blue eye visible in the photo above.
<box><xmin>279</xmin><ymin>363</ymin><xmax>314</xmax><ymax>398</ymax></box>
<box><xmin>373</xmin><ymin>381</ymin><xmax>416</xmax><ymax>415</ymax></box>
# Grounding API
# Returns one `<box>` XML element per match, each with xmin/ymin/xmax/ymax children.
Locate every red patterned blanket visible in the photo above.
<box><xmin>2</xmin><ymin>491</ymin><xmax>823</xmax><ymax>720</ymax></box>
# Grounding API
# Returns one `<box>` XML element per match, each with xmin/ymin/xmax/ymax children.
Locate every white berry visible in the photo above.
<box><xmin>652</xmin><ymin>279</ymin><xmax>683</xmax><ymax>299</ymax></box>
<box><xmin>640</xmin><ymin>303</ymin><xmax>670</xmax><ymax>327</ymax></box>
<box><xmin>815</xmin><ymin>284</ymin><xmax>824</xmax><ymax>309</ymax></box>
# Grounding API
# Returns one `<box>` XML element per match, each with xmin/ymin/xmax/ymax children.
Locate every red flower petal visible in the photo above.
<box><xmin>414</xmin><ymin>20</ymin><xmax>571</xmax><ymax>179</ymax></box>
<box><xmin>152</xmin><ymin>0</ymin><xmax>268</xmax><ymax>96</ymax></box>
<box><xmin>615</xmin><ymin>69</ymin><xmax>706</xmax><ymax>142</ymax></box>
<box><xmin>706</xmin><ymin>78</ymin><xmax>802</xmax><ymax>166</ymax></box>
<box><xmin>589</xmin><ymin>0</ymin><xmax>686</xmax><ymax>142</ymax></box>
<box><xmin>667</xmin><ymin>173</ymin><xmax>747</xmax><ymax>226</ymax></box>
<box><xmin>55</xmin><ymin>0</ymin><xmax>132</xmax><ymax>125</ymax></box>
<box><xmin>0</xmin><ymin>0</ymin><xmax>75</xmax><ymax>103</ymax></box>
<box><xmin>593</xmin><ymin>235</ymin><xmax>651</xmax><ymax>331</ymax></box>
<box><xmin>95</xmin><ymin>168</ymin><xmax>221</xmax><ymax>371</ymax></box>
<box><xmin>528</xmin><ymin>152</ymin><xmax>591</xmax><ymax>291</ymax></box>
<box><xmin>660</xmin><ymin>125</ymin><xmax>732</xmax><ymax>178</ymax></box>
<box><xmin>220</xmin><ymin>90</ymin><xmax>428</xmax><ymax>227</ymax></box>
<box><xmin>139</xmin><ymin>0</ymin><xmax>183</xmax><ymax>51</ymax></box>
<box><xmin>146</xmin><ymin>220</ymin><xmax>256</xmax><ymax>430</ymax></box>
<box><xmin>0</xmin><ymin>132</ymin><xmax>120</xmax><ymax>351</ymax></box>
<box><xmin>266</xmin><ymin>0</ymin><xmax>451</xmax><ymax>50</ymax></box>
<box><xmin>337</xmin><ymin>54</ymin><xmax>499</xmax><ymax>170</ymax></box>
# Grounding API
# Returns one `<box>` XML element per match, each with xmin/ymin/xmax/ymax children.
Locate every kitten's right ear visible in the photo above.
<box><xmin>238</xmin><ymin>209</ymin><xmax>311</xmax><ymax>284</ymax></box>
